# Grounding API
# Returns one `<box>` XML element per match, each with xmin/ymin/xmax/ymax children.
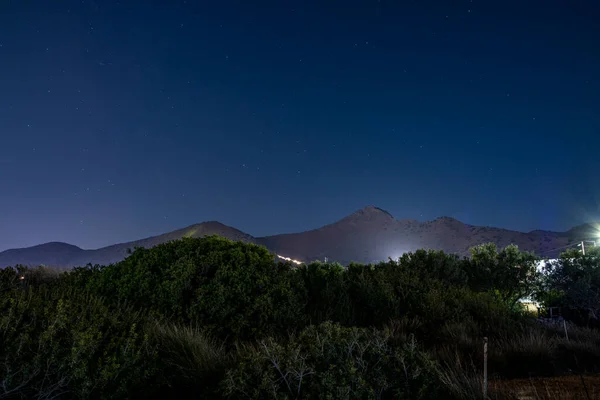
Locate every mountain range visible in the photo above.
<box><xmin>0</xmin><ymin>206</ymin><xmax>595</xmax><ymax>268</ymax></box>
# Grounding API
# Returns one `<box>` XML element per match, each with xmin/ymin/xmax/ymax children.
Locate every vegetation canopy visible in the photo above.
<box><xmin>1</xmin><ymin>236</ymin><xmax>600</xmax><ymax>399</ymax></box>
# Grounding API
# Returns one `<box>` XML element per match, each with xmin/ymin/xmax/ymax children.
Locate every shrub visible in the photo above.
<box><xmin>344</xmin><ymin>262</ymin><xmax>402</xmax><ymax>327</ymax></box>
<box><xmin>0</xmin><ymin>266</ymin><xmax>21</xmax><ymax>294</ymax></box>
<box><xmin>221</xmin><ymin>321</ymin><xmax>440</xmax><ymax>399</ymax></box>
<box><xmin>187</xmin><ymin>246</ymin><xmax>305</xmax><ymax>341</ymax></box>
<box><xmin>0</xmin><ymin>286</ymin><xmax>159</xmax><ymax>399</ymax></box>
<box><xmin>297</xmin><ymin>261</ymin><xmax>350</xmax><ymax>325</ymax></box>
<box><xmin>395</xmin><ymin>249</ymin><xmax>468</xmax><ymax>287</ymax></box>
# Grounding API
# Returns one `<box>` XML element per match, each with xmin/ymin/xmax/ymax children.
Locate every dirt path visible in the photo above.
<box><xmin>490</xmin><ymin>375</ymin><xmax>600</xmax><ymax>399</ymax></box>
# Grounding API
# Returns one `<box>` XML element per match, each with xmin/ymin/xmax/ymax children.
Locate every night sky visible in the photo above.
<box><xmin>1</xmin><ymin>0</ymin><xmax>599</xmax><ymax>251</ymax></box>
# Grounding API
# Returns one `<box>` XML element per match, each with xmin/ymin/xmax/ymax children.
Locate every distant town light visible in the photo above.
<box><xmin>277</xmin><ymin>254</ymin><xmax>303</xmax><ymax>265</ymax></box>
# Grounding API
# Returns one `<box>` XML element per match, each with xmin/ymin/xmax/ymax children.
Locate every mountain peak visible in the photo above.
<box><xmin>345</xmin><ymin>205</ymin><xmax>395</xmax><ymax>222</ymax></box>
<box><xmin>363</xmin><ymin>205</ymin><xmax>393</xmax><ymax>215</ymax></box>
<box><xmin>28</xmin><ymin>242</ymin><xmax>83</xmax><ymax>251</ymax></box>
<box><xmin>433</xmin><ymin>216</ymin><xmax>461</xmax><ymax>224</ymax></box>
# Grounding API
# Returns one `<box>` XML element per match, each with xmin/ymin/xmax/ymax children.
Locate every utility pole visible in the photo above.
<box><xmin>579</xmin><ymin>241</ymin><xmax>586</xmax><ymax>256</ymax></box>
<box><xmin>579</xmin><ymin>240</ymin><xmax>597</xmax><ymax>256</ymax></box>
<box><xmin>483</xmin><ymin>337</ymin><xmax>488</xmax><ymax>398</ymax></box>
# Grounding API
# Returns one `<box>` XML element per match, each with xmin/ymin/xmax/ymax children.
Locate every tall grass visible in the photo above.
<box><xmin>151</xmin><ymin>321</ymin><xmax>233</xmax><ymax>379</ymax></box>
<box><xmin>435</xmin><ymin>350</ymin><xmax>600</xmax><ymax>400</ymax></box>
<box><xmin>437</xmin><ymin>351</ymin><xmax>485</xmax><ymax>400</ymax></box>
<box><xmin>149</xmin><ymin>321</ymin><xmax>235</xmax><ymax>397</ymax></box>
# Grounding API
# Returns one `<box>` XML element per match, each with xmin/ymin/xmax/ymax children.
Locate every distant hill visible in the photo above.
<box><xmin>0</xmin><ymin>222</ymin><xmax>256</xmax><ymax>269</ymax></box>
<box><xmin>0</xmin><ymin>205</ymin><xmax>596</xmax><ymax>268</ymax></box>
<box><xmin>0</xmin><ymin>242</ymin><xmax>83</xmax><ymax>268</ymax></box>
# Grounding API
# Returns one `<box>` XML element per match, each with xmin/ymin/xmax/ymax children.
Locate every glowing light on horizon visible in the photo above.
<box><xmin>277</xmin><ymin>254</ymin><xmax>303</xmax><ymax>265</ymax></box>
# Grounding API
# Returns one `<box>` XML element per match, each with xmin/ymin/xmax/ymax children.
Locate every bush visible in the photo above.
<box><xmin>75</xmin><ymin>236</ymin><xmax>306</xmax><ymax>341</ymax></box>
<box><xmin>0</xmin><ymin>266</ymin><xmax>21</xmax><ymax>294</ymax></box>
<box><xmin>0</xmin><ymin>286</ymin><xmax>159</xmax><ymax>399</ymax></box>
<box><xmin>187</xmin><ymin>251</ymin><xmax>306</xmax><ymax>341</ymax></box>
<box><xmin>82</xmin><ymin>237</ymin><xmax>240</xmax><ymax>318</ymax></box>
<box><xmin>221</xmin><ymin>321</ymin><xmax>440</xmax><ymax>399</ymax></box>
<box><xmin>297</xmin><ymin>261</ymin><xmax>350</xmax><ymax>325</ymax></box>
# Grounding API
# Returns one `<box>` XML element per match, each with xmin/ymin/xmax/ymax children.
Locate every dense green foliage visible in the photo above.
<box><xmin>1</xmin><ymin>236</ymin><xmax>599</xmax><ymax>399</ymax></box>
<box><xmin>222</xmin><ymin>322</ymin><xmax>440</xmax><ymax>399</ymax></box>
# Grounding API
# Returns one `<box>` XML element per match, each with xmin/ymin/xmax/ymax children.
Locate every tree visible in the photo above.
<box><xmin>465</xmin><ymin>243</ymin><xmax>539</xmax><ymax>307</ymax></box>
<box><xmin>395</xmin><ymin>249</ymin><xmax>468</xmax><ymax>286</ymax></box>
<box><xmin>543</xmin><ymin>246</ymin><xmax>600</xmax><ymax>323</ymax></box>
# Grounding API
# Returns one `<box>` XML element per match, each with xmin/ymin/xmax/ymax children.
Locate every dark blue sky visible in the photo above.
<box><xmin>1</xmin><ymin>0</ymin><xmax>599</xmax><ymax>251</ymax></box>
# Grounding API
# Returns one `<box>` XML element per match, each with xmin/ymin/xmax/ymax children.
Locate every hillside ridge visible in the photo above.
<box><xmin>1</xmin><ymin>206</ymin><xmax>597</xmax><ymax>268</ymax></box>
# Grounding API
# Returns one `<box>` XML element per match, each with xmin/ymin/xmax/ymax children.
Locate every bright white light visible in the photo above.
<box><xmin>388</xmin><ymin>248</ymin><xmax>411</xmax><ymax>261</ymax></box>
<box><xmin>277</xmin><ymin>254</ymin><xmax>303</xmax><ymax>265</ymax></box>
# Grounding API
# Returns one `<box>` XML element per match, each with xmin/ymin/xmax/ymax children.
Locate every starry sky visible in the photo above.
<box><xmin>1</xmin><ymin>0</ymin><xmax>599</xmax><ymax>251</ymax></box>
